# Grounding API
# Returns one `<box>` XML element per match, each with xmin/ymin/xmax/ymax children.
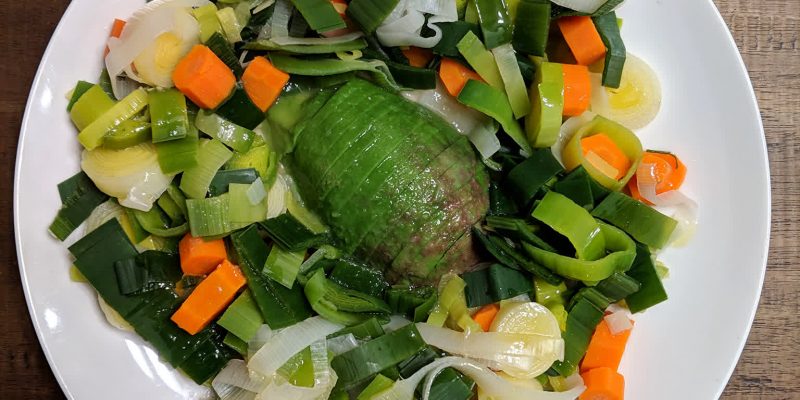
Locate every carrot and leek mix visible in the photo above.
<box><xmin>53</xmin><ymin>0</ymin><xmax>693</xmax><ymax>397</ymax></box>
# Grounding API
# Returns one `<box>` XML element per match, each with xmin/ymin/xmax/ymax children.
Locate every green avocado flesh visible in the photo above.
<box><xmin>289</xmin><ymin>79</ymin><xmax>489</xmax><ymax>283</ymax></box>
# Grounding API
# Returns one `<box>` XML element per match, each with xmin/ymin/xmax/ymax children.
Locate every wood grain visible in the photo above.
<box><xmin>0</xmin><ymin>1</ymin><xmax>796</xmax><ymax>399</ymax></box>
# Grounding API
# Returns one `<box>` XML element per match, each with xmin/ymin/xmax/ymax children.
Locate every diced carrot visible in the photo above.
<box><xmin>581</xmin><ymin>133</ymin><xmax>631</xmax><ymax>180</ymax></box>
<box><xmin>438</xmin><ymin>57</ymin><xmax>484</xmax><ymax>97</ymax></box>
<box><xmin>241</xmin><ymin>56</ymin><xmax>290</xmax><ymax>112</ymax></box>
<box><xmin>627</xmin><ymin>151</ymin><xmax>687</xmax><ymax>204</ymax></box>
<box><xmin>172</xmin><ymin>45</ymin><xmax>236</xmax><ymax>109</ymax></box>
<box><xmin>171</xmin><ymin>260</ymin><xmax>247</xmax><ymax>335</ymax></box>
<box><xmin>562</xmin><ymin>64</ymin><xmax>592</xmax><ymax>116</ymax></box>
<box><xmin>472</xmin><ymin>303</ymin><xmax>501</xmax><ymax>331</ymax></box>
<box><xmin>581</xmin><ymin>319</ymin><xmax>633</xmax><ymax>372</ymax></box>
<box><xmin>579</xmin><ymin>367</ymin><xmax>625</xmax><ymax>400</ymax></box>
<box><xmin>104</xmin><ymin>18</ymin><xmax>127</xmax><ymax>57</ymax></box>
<box><xmin>179</xmin><ymin>233</ymin><xmax>228</xmax><ymax>276</ymax></box>
<box><xmin>557</xmin><ymin>16</ymin><xmax>607</xmax><ymax>66</ymax></box>
<box><xmin>403</xmin><ymin>47</ymin><xmax>434</xmax><ymax>68</ymax></box>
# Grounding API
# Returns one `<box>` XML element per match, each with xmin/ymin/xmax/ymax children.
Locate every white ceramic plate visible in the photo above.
<box><xmin>15</xmin><ymin>0</ymin><xmax>769</xmax><ymax>399</ymax></box>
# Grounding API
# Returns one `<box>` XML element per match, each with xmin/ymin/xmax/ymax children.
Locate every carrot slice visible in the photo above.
<box><xmin>627</xmin><ymin>151</ymin><xmax>687</xmax><ymax>204</ymax></box>
<box><xmin>171</xmin><ymin>260</ymin><xmax>246</xmax><ymax>335</ymax></box>
<box><xmin>403</xmin><ymin>47</ymin><xmax>434</xmax><ymax>68</ymax></box>
<box><xmin>562</xmin><ymin>64</ymin><xmax>592</xmax><ymax>116</ymax></box>
<box><xmin>242</xmin><ymin>56</ymin><xmax>290</xmax><ymax>112</ymax></box>
<box><xmin>439</xmin><ymin>57</ymin><xmax>484</xmax><ymax>97</ymax></box>
<box><xmin>581</xmin><ymin>133</ymin><xmax>631</xmax><ymax>180</ymax></box>
<box><xmin>557</xmin><ymin>16</ymin><xmax>607</xmax><ymax>66</ymax></box>
<box><xmin>472</xmin><ymin>303</ymin><xmax>501</xmax><ymax>331</ymax></box>
<box><xmin>104</xmin><ymin>18</ymin><xmax>127</xmax><ymax>57</ymax></box>
<box><xmin>172</xmin><ymin>45</ymin><xmax>236</xmax><ymax>109</ymax></box>
<box><xmin>579</xmin><ymin>367</ymin><xmax>625</xmax><ymax>400</ymax></box>
<box><xmin>179</xmin><ymin>233</ymin><xmax>228</xmax><ymax>276</ymax></box>
<box><xmin>581</xmin><ymin>319</ymin><xmax>633</xmax><ymax>372</ymax></box>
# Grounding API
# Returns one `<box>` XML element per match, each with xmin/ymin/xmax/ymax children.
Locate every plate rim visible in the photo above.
<box><xmin>12</xmin><ymin>0</ymin><xmax>771</xmax><ymax>399</ymax></box>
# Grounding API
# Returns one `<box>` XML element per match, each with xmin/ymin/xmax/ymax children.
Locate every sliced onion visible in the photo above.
<box><xmin>212</xmin><ymin>359</ymin><xmax>268</xmax><ymax>400</ymax></box>
<box><xmin>415</xmin><ymin>323</ymin><xmax>564</xmax><ymax>378</ymax></box>
<box><xmin>84</xmin><ymin>199</ymin><xmax>125</xmax><ymax>234</ymax></box>
<box><xmin>246</xmin><ymin>177</ymin><xmax>268</xmax><ymax>205</ymax></box>
<box><xmin>269</xmin><ymin>0</ymin><xmax>293</xmax><ymax>39</ymax></box>
<box><xmin>247</xmin><ymin>324</ymin><xmax>275</xmax><ymax>360</ymax></box>
<box><xmin>327</xmin><ymin>333</ymin><xmax>360</xmax><ymax>355</ymax></box>
<box><xmin>255</xmin><ymin>339</ymin><xmax>338</xmax><ymax>400</ymax></box>
<box><xmin>266</xmin><ymin>173</ymin><xmax>288</xmax><ymax>219</ymax></box>
<box><xmin>248</xmin><ymin>317</ymin><xmax>343</xmax><ymax>377</ymax></box>
<box><xmin>81</xmin><ymin>143</ymin><xmax>175</xmax><ymax>211</ymax></box>
<box><xmin>375</xmin><ymin>0</ymin><xmax>456</xmax><ymax>48</ymax></box>
<box><xmin>467</xmin><ymin>120</ymin><xmax>502</xmax><ymax>160</ymax></box>
<box><xmin>373</xmin><ymin>356</ymin><xmax>584</xmax><ymax>400</ymax></box>
<box><xmin>590</xmin><ymin>53</ymin><xmax>661</xmax><ymax>130</ymax></box>
<box><xmin>604</xmin><ymin>310</ymin><xmax>633</xmax><ymax>335</ymax></box>
<box><xmin>552</xmin><ymin>111</ymin><xmax>596</xmax><ymax>167</ymax></box>
<box><xmin>550</xmin><ymin>0</ymin><xmax>612</xmax><ymax>14</ymax></box>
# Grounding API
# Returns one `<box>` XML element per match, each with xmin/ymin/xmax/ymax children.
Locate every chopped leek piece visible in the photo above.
<box><xmin>260</xmin><ymin>213</ymin><xmax>326</xmax><ymax>251</ymax></box>
<box><xmin>357</xmin><ymin>374</ymin><xmax>394</xmax><ymax>400</ymax></box>
<box><xmin>533</xmin><ymin>276</ymin><xmax>566</xmax><ymax>307</ymax></box>
<box><xmin>595</xmin><ymin>272</ymin><xmax>641</xmax><ymax>303</ymax></box>
<box><xmin>209</xmin><ymin>168</ymin><xmax>260</xmax><ymax>196</ymax></box>
<box><xmin>70</xmin><ymin>85</ymin><xmax>115</xmax><ymax>131</ymax></box>
<box><xmin>112</xmin><ymin>251</ymin><xmax>181</xmax><ymax>295</ymax></box>
<box><xmin>625</xmin><ymin>244</ymin><xmax>668</xmax><ymax>313</ymax></box>
<box><xmin>346</xmin><ymin>0</ymin><xmax>401</xmax><ymax>35</ymax></box>
<box><xmin>456</xmin><ymin>31</ymin><xmax>504</xmax><ymax>89</ymax></box>
<box><xmin>223</xmin><ymin>332</ymin><xmax>248</xmax><ymax>356</ymax></box>
<box><xmin>217</xmin><ymin>7</ymin><xmax>244</xmax><ymax>43</ymax></box>
<box><xmin>397</xmin><ymin>346</ymin><xmax>438</xmax><ymax>378</ymax></box>
<box><xmin>66</xmin><ymin>81</ymin><xmax>95</xmax><ymax>112</ymax></box>
<box><xmin>193</xmin><ymin>4</ymin><xmax>224</xmax><ymax>43</ymax></box>
<box><xmin>195</xmin><ymin>110</ymin><xmax>255</xmax><ymax>153</ymax></box>
<box><xmin>432</xmin><ymin>22</ymin><xmax>480</xmax><ymax>57</ymax></box>
<box><xmin>225</xmin><ymin>144</ymin><xmax>277</xmax><ymax>187</ymax></box>
<box><xmin>492</xmin><ymin>43</ymin><xmax>531</xmax><ymax>119</ymax></box>
<box><xmin>462</xmin><ymin>264</ymin><xmax>533</xmax><ymax>308</ymax></box>
<box><xmin>305</xmin><ymin>269</ymin><xmax>391</xmax><ymax>326</ymax></box>
<box><xmin>244</xmin><ymin>37</ymin><xmax>368</xmax><ymax>54</ymax></box>
<box><xmin>329</xmin><ymin>317</ymin><xmax>385</xmax><ymax>340</ymax></box>
<box><xmin>525</xmin><ymin>61</ymin><xmax>564</xmax><ymax>148</ymax></box>
<box><xmin>457</xmin><ymin>80</ymin><xmax>531</xmax><ymax>154</ymax></box>
<box><xmin>157</xmin><ymin>192</ymin><xmax>184</xmax><ymax>225</ymax></box>
<box><xmin>484</xmin><ymin>215</ymin><xmax>556</xmax><ymax>252</ymax></box>
<box><xmin>386</xmin><ymin>286</ymin><xmax>437</xmax><ymax>322</ymax></box>
<box><xmin>512</xmin><ymin>0</ymin><xmax>550</xmax><ymax>56</ymax></box>
<box><xmin>464</xmin><ymin>0</ymin><xmax>479</xmax><ymax>24</ymax></box>
<box><xmin>552</xmin><ymin>288</ymin><xmax>610</xmax><ymax>376</ymax></box>
<box><xmin>593</xmin><ymin>11</ymin><xmax>626</xmax><ymax>89</ymax></box>
<box><xmin>592</xmin><ymin>191</ymin><xmax>677</xmax><ymax>249</ymax></box>
<box><xmin>131</xmin><ymin>207</ymin><xmax>189</xmax><ymax>237</ymax></box>
<box><xmin>532</xmin><ymin>191</ymin><xmax>605</xmax><ymax>261</ymax></box>
<box><xmin>474</xmin><ymin>0</ymin><xmax>513</xmax><ymax>48</ymax></box>
<box><xmin>231</xmin><ymin>226</ymin><xmax>313</xmax><ymax>328</ymax></box>
<box><xmin>489</xmin><ymin>181</ymin><xmax>519</xmax><ymax>216</ymax></box>
<box><xmin>186</xmin><ymin>194</ymin><xmax>231</xmax><ymax>237</ymax></box>
<box><xmin>386</xmin><ymin>61</ymin><xmax>437</xmax><ymax>90</ymax></box>
<box><xmin>78</xmin><ymin>88</ymin><xmax>148</xmax><ymax>150</ymax></box>
<box><xmin>263</xmin><ymin>244</ymin><xmax>305</xmax><ymax>289</ymax></box>
<box><xmin>471</xmin><ymin>227</ymin><xmax>563</xmax><ymax>285</ymax></box>
<box><xmin>269</xmin><ymin>55</ymin><xmax>399</xmax><ymax>90</ymax></box>
<box><xmin>205</xmin><ymin>32</ymin><xmax>243</xmax><ymax>77</ymax></box>
<box><xmin>424</xmin><ymin>367</ymin><xmax>475</xmax><ymax>400</ymax></box>
<box><xmin>155</xmin><ymin>116</ymin><xmax>199</xmax><ymax>174</ymax></box>
<box><xmin>227</xmin><ymin>182</ymin><xmax>268</xmax><ymax>227</ymax></box>
<box><xmin>218</xmin><ymin>290</ymin><xmax>266</xmax><ymax>342</ymax></box>
<box><xmin>148</xmin><ymin>89</ymin><xmax>189</xmax><ymax>143</ymax></box>
<box><xmin>329</xmin><ymin>259</ymin><xmax>389</xmax><ymax>297</ymax></box>
<box><xmin>180</xmin><ymin>139</ymin><xmax>233</xmax><ymax>199</ymax></box>
<box><xmin>215</xmin><ymin>87</ymin><xmax>265</xmax><ymax>130</ymax></box>
<box><xmin>103</xmin><ymin>120</ymin><xmax>152</xmax><ymax>149</ymax></box>
<box><xmin>503</xmin><ymin>148</ymin><xmax>563</xmax><ymax>207</ymax></box>
<box><xmin>331</xmin><ymin>323</ymin><xmax>427</xmax><ymax>389</ymax></box>
<box><xmin>289</xmin><ymin>0</ymin><xmax>347</xmax><ymax>33</ymax></box>
<box><xmin>49</xmin><ymin>171</ymin><xmax>109</xmax><ymax>241</ymax></box>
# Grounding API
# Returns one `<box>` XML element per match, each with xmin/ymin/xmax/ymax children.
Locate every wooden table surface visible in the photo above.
<box><xmin>1</xmin><ymin>1</ymin><xmax>797</xmax><ymax>399</ymax></box>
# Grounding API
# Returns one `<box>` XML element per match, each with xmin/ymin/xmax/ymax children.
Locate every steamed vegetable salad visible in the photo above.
<box><xmin>49</xmin><ymin>0</ymin><xmax>695</xmax><ymax>398</ymax></box>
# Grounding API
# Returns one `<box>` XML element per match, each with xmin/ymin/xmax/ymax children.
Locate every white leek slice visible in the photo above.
<box><xmin>81</xmin><ymin>143</ymin><xmax>175</xmax><ymax>211</ymax></box>
<box><xmin>267</xmin><ymin>173</ymin><xmax>289</xmax><ymax>218</ymax></box>
<box><xmin>590</xmin><ymin>53</ymin><xmax>661</xmax><ymax>130</ymax></box>
<box><xmin>551</xmin><ymin>111</ymin><xmax>596</xmax><ymax>167</ymax></box>
<box><xmin>375</xmin><ymin>0</ymin><xmax>457</xmax><ymax>48</ymax></box>
<box><xmin>213</xmin><ymin>359</ymin><xmax>268</xmax><ymax>400</ymax></box>
<box><xmin>255</xmin><ymin>340</ymin><xmax>338</xmax><ymax>400</ymax></box>
<box><xmin>327</xmin><ymin>333</ymin><xmax>360</xmax><ymax>355</ymax></box>
<box><xmin>416</xmin><ymin>323</ymin><xmax>564</xmax><ymax>378</ymax></box>
<box><xmin>132</xmin><ymin>9</ymin><xmax>200</xmax><ymax>88</ymax></box>
<box><xmin>248</xmin><ymin>317</ymin><xmax>343</xmax><ymax>377</ymax></box>
<box><xmin>550</xmin><ymin>0</ymin><xmax>611</xmax><ymax>14</ymax></box>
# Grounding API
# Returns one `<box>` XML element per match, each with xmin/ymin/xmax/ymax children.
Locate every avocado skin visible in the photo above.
<box><xmin>290</xmin><ymin>79</ymin><xmax>488</xmax><ymax>283</ymax></box>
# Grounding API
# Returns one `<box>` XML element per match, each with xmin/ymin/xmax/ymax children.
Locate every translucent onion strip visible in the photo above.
<box><xmin>212</xmin><ymin>359</ymin><xmax>268</xmax><ymax>400</ymax></box>
<box><xmin>248</xmin><ymin>316</ymin><xmax>343</xmax><ymax>377</ymax></box>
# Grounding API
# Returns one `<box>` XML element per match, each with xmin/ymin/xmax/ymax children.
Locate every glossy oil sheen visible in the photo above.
<box><xmin>14</xmin><ymin>0</ymin><xmax>769</xmax><ymax>399</ymax></box>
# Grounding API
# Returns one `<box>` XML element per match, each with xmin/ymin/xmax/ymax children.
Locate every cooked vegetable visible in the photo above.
<box><xmin>242</xmin><ymin>56</ymin><xmax>290</xmax><ymax>112</ymax></box>
<box><xmin>346</xmin><ymin>0</ymin><xmax>401</xmax><ymax>35</ymax></box>
<box><xmin>525</xmin><ymin>61</ymin><xmax>564</xmax><ymax>148</ymax></box>
<box><xmin>104</xmin><ymin>18</ymin><xmax>127</xmax><ymax>57</ymax></box>
<box><xmin>402</xmin><ymin>46</ymin><xmax>434</xmax><ymax>67</ymax></box>
<box><xmin>193</xmin><ymin>4</ymin><xmax>223</xmax><ymax>43</ymax></box>
<box><xmin>195</xmin><ymin>111</ymin><xmax>255</xmax><ymax>153</ymax></box>
<box><xmin>624</xmin><ymin>243</ymin><xmax>669</xmax><ymax>313</ymax></box>
<box><xmin>581</xmin><ymin>318</ymin><xmax>632</xmax><ymax>372</ymax></box>
<box><xmin>503</xmin><ymin>148</ymin><xmax>563</xmax><ymax>206</ymax></box>
<box><xmin>627</xmin><ymin>151</ymin><xmax>687</xmax><ymax>203</ymax></box>
<box><xmin>472</xmin><ymin>303</ymin><xmax>500</xmax><ymax>331</ymax></box>
<box><xmin>78</xmin><ymin>88</ymin><xmax>148</xmax><ymax>150</ymax></box>
<box><xmin>260</xmin><ymin>213</ymin><xmax>326</xmax><ymax>251</ymax></box>
<box><xmin>263</xmin><ymin>244</ymin><xmax>305</xmax><ymax>289</ymax></box>
<box><xmin>592</xmin><ymin>191</ymin><xmax>677</xmax><ymax>249</ymax></box>
<box><xmin>562</xmin><ymin>115</ymin><xmax>644</xmax><ymax>190</ymax></box>
<box><xmin>171</xmin><ymin>260</ymin><xmax>247</xmax><ymax>335</ymax></box>
<box><xmin>562</xmin><ymin>64</ymin><xmax>592</xmax><ymax>116</ymax></box>
<box><xmin>457</xmin><ymin>31</ymin><xmax>504</xmax><ymax>89</ymax></box>
<box><xmin>592</xmin><ymin>11</ymin><xmax>626</xmax><ymax>88</ymax></box>
<box><xmin>552</xmin><ymin>288</ymin><xmax>610</xmax><ymax>376</ymax></box>
<box><xmin>579</xmin><ymin>367</ymin><xmax>625</xmax><ymax>400</ymax></box>
<box><xmin>178</xmin><ymin>233</ymin><xmax>228</xmax><ymax>276</ymax></box>
<box><xmin>492</xmin><ymin>43</ymin><xmax>531</xmax><ymax>118</ymax></box>
<box><xmin>474</xmin><ymin>0</ymin><xmax>513</xmax><ymax>49</ymax></box>
<box><xmin>590</xmin><ymin>53</ymin><xmax>662</xmax><ymax>129</ymax></box>
<box><xmin>581</xmin><ymin>133</ymin><xmax>631</xmax><ymax>181</ymax></box>
<box><xmin>70</xmin><ymin>85</ymin><xmax>115</xmax><ymax>130</ymax></box>
<box><xmin>148</xmin><ymin>89</ymin><xmax>189</xmax><ymax>143</ymax></box>
<box><xmin>458</xmin><ymin>79</ymin><xmax>532</xmax><ymax>153</ymax></box>
<box><xmin>172</xmin><ymin>45</ymin><xmax>236</xmax><ymax>109</ymax></box>
<box><xmin>217</xmin><ymin>290</ymin><xmax>265</xmax><ymax>342</ymax></box>
<box><xmin>180</xmin><ymin>139</ymin><xmax>233</xmax><ymax>199</ymax></box>
<box><xmin>557</xmin><ymin>16</ymin><xmax>606</xmax><ymax>66</ymax></box>
<box><xmin>512</xmin><ymin>0</ymin><xmax>550</xmax><ymax>56</ymax></box>
<box><xmin>49</xmin><ymin>172</ymin><xmax>109</xmax><ymax>241</ymax></box>
<box><xmin>204</xmin><ymin>31</ymin><xmax>244</xmax><ymax>77</ymax></box>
